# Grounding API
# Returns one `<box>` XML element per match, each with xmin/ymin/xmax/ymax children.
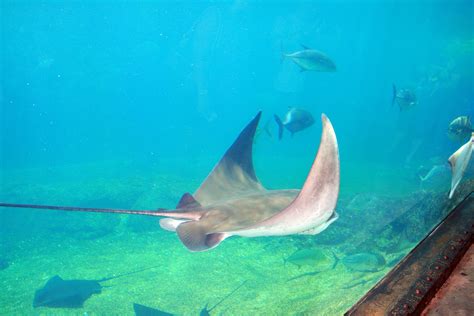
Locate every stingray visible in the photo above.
<box><xmin>448</xmin><ymin>132</ymin><xmax>473</xmax><ymax>199</ymax></box>
<box><xmin>0</xmin><ymin>111</ymin><xmax>340</xmax><ymax>252</ymax></box>
<box><xmin>33</xmin><ymin>266</ymin><xmax>156</xmax><ymax>308</ymax></box>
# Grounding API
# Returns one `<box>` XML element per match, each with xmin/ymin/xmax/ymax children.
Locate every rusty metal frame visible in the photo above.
<box><xmin>345</xmin><ymin>191</ymin><xmax>473</xmax><ymax>316</ymax></box>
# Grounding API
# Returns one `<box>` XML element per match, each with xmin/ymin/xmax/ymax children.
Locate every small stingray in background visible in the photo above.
<box><xmin>133</xmin><ymin>303</ymin><xmax>173</xmax><ymax>316</ymax></box>
<box><xmin>33</xmin><ymin>266</ymin><xmax>158</xmax><ymax>308</ymax></box>
<box><xmin>200</xmin><ymin>280</ymin><xmax>247</xmax><ymax>316</ymax></box>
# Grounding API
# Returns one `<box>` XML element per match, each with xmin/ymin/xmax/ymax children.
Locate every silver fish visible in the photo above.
<box><xmin>448</xmin><ymin>116</ymin><xmax>473</xmax><ymax>142</ymax></box>
<box><xmin>282</xmin><ymin>44</ymin><xmax>336</xmax><ymax>72</ymax></box>
<box><xmin>274</xmin><ymin>107</ymin><xmax>315</xmax><ymax>140</ymax></box>
<box><xmin>392</xmin><ymin>84</ymin><xmax>417</xmax><ymax>111</ymax></box>
<box><xmin>284</xmin><ymin>248</ymin><xmax>338</xmax><ymax>270</ymax></box>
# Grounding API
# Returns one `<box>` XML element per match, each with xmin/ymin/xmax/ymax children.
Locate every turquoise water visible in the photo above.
<box><xmin>1</xmin><ymin>1</ymin><xmax>473</xmax><ymax>315</ymax></box>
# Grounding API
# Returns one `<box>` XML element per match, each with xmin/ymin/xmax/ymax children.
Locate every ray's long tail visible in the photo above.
<box><xmin>0</xmin><ymin>203</ymin><xmax>199</xmax><ymax>220</ymax></box>
<box><xmin>207</xmin><ymin>280</ymin><xmax>247</xmax><ymax>313</ymax></box>
<box><xmin>99</xmin><ymin>265</ymin><xmax>161</xmax><ymax>283</ymax></box>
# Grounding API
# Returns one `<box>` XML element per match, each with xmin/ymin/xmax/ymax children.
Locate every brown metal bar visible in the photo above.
<box><xmin>345</xmin><ymin>191</ymin><xmax>474</xmax><ymax>316</ymax></box>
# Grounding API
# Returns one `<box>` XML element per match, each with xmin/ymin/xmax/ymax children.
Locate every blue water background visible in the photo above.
<box><xmin>2</xmin><ymin>0</ymin><xmax>472</xmax><ymax>174</ymax></box>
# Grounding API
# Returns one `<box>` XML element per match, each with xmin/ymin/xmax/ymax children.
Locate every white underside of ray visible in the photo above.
<box><xmin>449</xmin><ymin>134</ymin><xmax>474</xmax><ymax>199</ymax></box>
<box><xmin>298</xmin><ymin>212</ymin><xmax>339</xmax><ymax>235</ymax></box>
<box><xmin>159</xmin><ymin>218</ymin><xmax>190</xmax><ymax>232</ymax></box>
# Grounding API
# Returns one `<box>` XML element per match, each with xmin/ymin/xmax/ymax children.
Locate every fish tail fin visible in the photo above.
<box><xmin>392</xmin><ymin>84</ymin><xmax>397</xmax><ymax>107</ymax></box>
<box><xmin>274</xmin><ymin>115</ymin><xmax>284</xmax><ymax>140</ymax></box>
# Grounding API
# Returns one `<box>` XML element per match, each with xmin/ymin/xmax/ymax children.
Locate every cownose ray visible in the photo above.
<box><xmin>0</xmin><ymin>111</ymin><xmax>340</xmax><ymax>252</ymax></box>
<box><xmin>33</xmin><ymin>266</ymin><xmax>158</xmax><ymax>308</ymax></box>
<box><xmin>448</xmin><ymin>132</ymin><xmax>474</xmax><ymax>199</ymax></box>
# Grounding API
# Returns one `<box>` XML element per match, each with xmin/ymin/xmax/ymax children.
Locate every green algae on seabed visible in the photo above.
<box><xmin>0</xmin><ymin>232</ymin><xmax>390</xmax><ymax>315</ymax></box>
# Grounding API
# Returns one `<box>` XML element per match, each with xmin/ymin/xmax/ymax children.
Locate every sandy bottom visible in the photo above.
<box><xmin>0</xmin><ymin>230</ymin><xmax>397</xmax><ymax>315</ymax></box>
<box><xmin>0</xmin><ymin>159</ymin><xmax>446</xmax><ymax>315</ymax></box>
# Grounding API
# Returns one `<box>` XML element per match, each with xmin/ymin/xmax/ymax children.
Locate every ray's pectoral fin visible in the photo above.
<box><xmin>176</xmin><ymin>221</ymin><xmax>228</xmax><ymax>252</ymax></box>
<box><xmin>194</xmin><ymin>112</ymin><xmax>265</xmax><ymax>205</ymax></box>
<box><xmin>231</xmin><ymin>114</ymin><xmax>340</xmax><ymax>237</ymax></box>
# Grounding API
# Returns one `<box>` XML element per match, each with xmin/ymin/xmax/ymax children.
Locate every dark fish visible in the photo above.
<box><xmin>274</xmin><ymin>107</ymin><xmax>315</xmax><ymax>140</ymax></box>
<box><xmin>448</xmin><ymin>116</ymin><xmax>473</xmax><ymax>142</ymax></box>
<box><xmin>342</xmin><ymin>252</ymin><xmax>386</xmax><ymax>272</ymax></box>
<box><xmin>200</xmin><ymin>281</ymin><xmax>247</xmax><ymax>315</ymax></box>
<box><xmin>282</xmin><ymin>44</ymin><xmax>337</xmax><ymax>72</ymax></box>
<box><xmin>392</xmin><ymin>84</ymin><xmax>417</xmax><ymax>111</ymax></box>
